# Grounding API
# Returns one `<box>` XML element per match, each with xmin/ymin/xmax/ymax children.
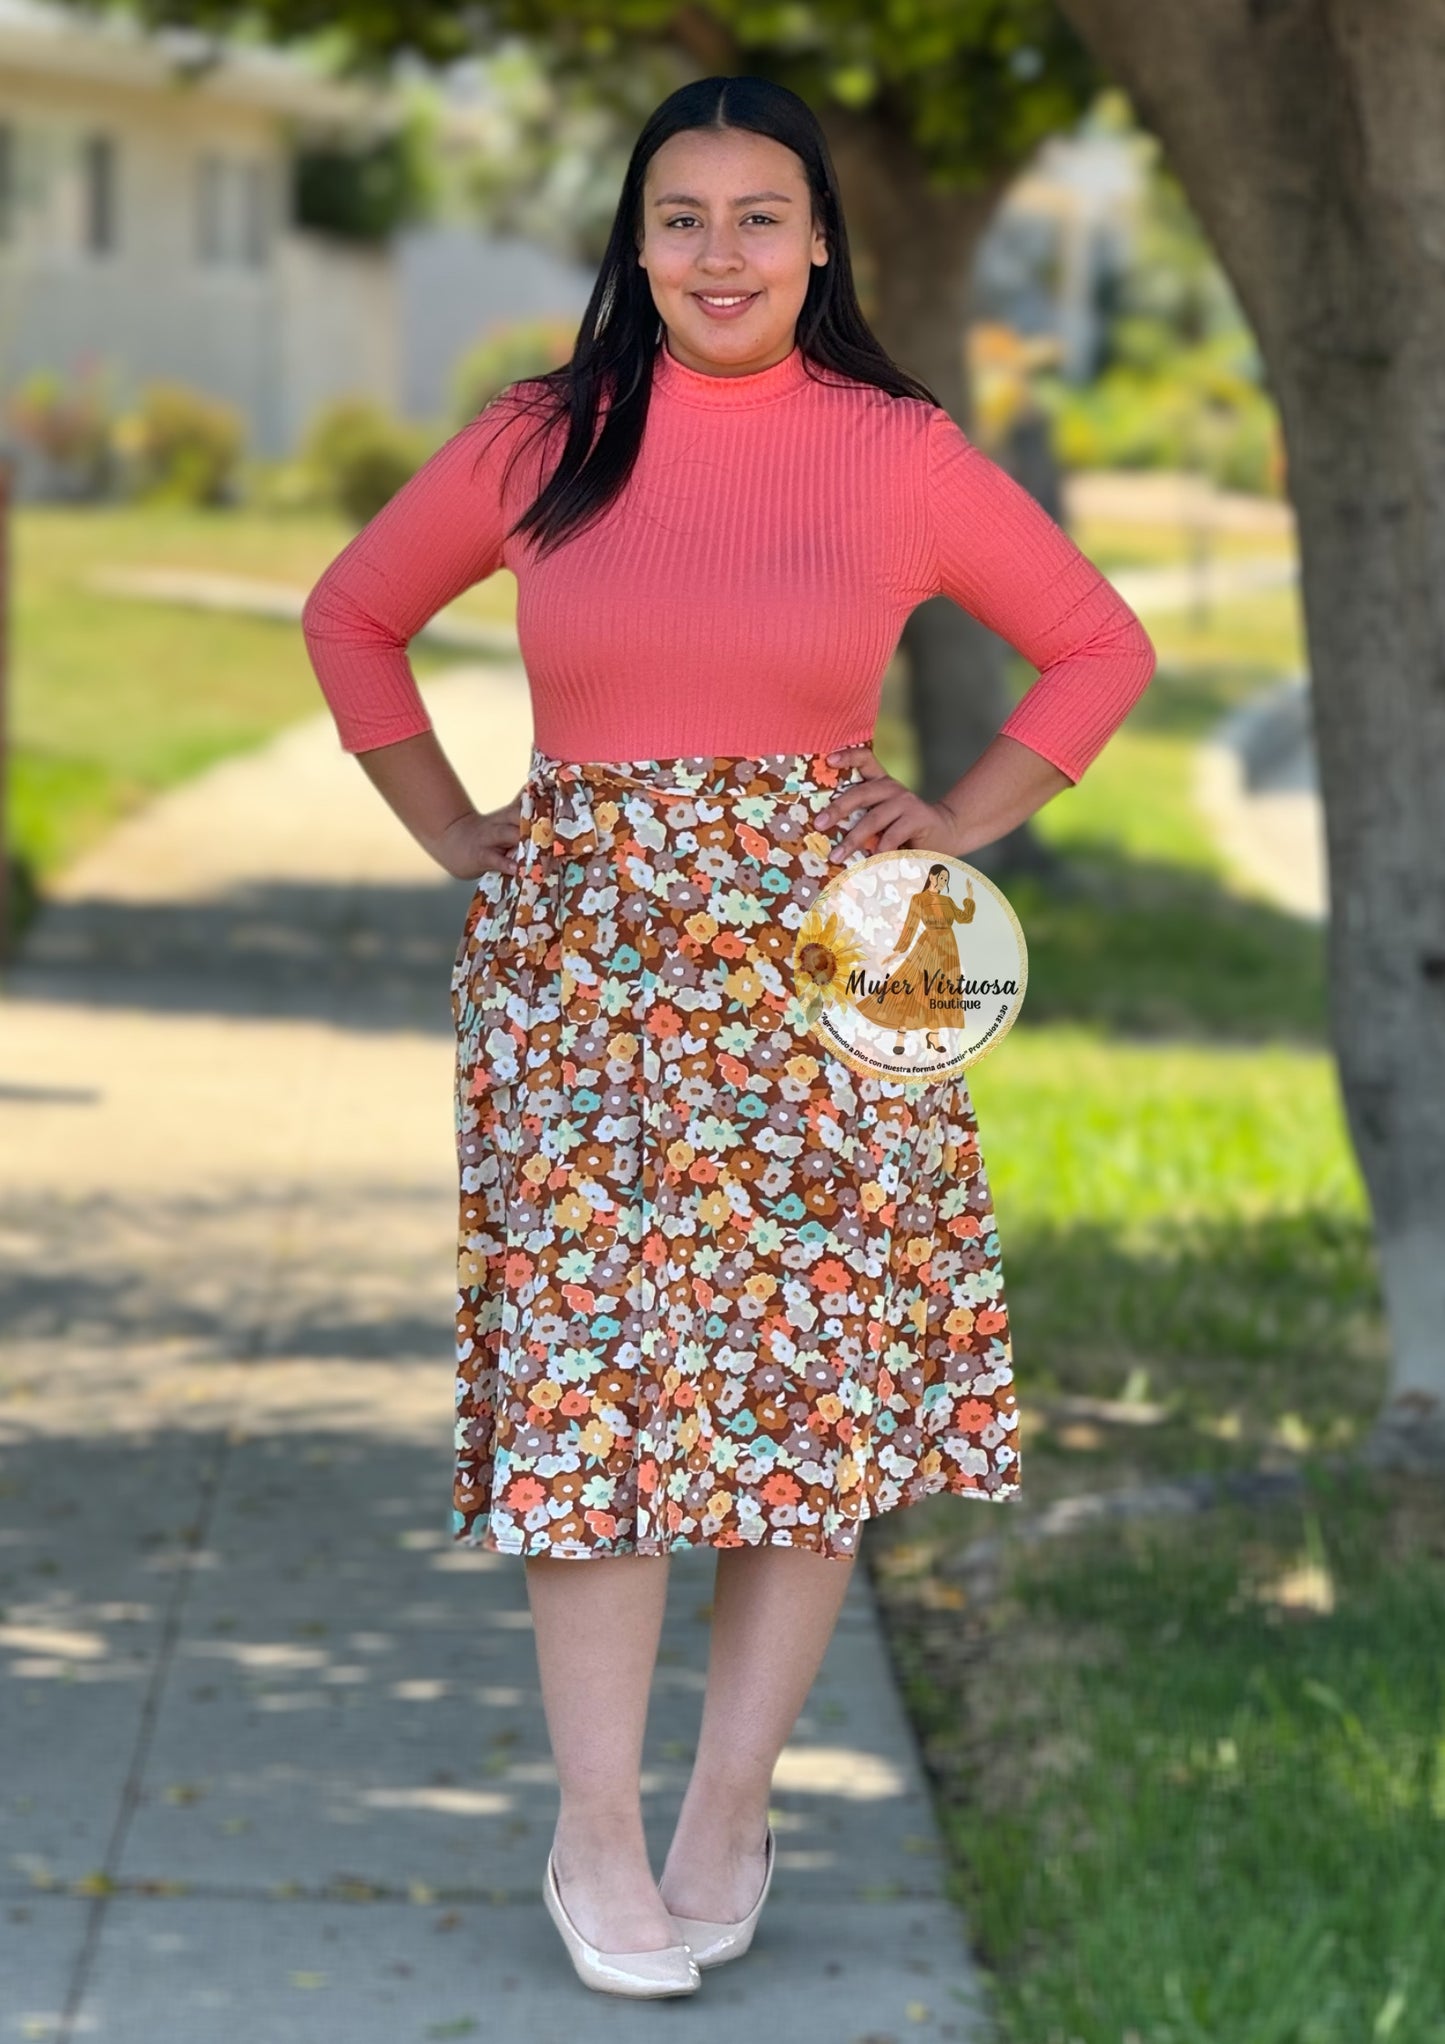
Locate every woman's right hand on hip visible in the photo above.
<box><xmin>432</xmin><ymin>796</ymin><xmax>523</xmax><ymax>880</ymax></box>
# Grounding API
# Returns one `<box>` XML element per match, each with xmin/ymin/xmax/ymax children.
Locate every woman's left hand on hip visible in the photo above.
<box><xmin>818</xmin><ymin>745</ymin><xmax>962</xmax><ymax>860</ymax></box>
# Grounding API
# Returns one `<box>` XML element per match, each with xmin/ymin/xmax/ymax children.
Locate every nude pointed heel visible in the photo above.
<box><xmin>664</xmin><ymin>1824</ymin><xmax>775</xmax><ymax>1968</ymax></box>
<box><xmin>543</xmin><ymin>1850</ymin><xmax>702</xmax><ymax>1998</ymax></box>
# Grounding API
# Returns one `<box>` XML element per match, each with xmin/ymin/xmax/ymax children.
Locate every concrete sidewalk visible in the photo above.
<box><xmin>1193</xmin><ymin>673</ymin><xmax>1327</xmax><ymax>923</ymax></box>
<box><xmin>0</xmin><ymin>664</ymin><xmax>992</xmax><ymax>2042</ymax></box>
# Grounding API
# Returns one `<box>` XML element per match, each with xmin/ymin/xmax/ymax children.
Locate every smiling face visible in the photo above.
<box><xmin>637</xmin><ymin>125</ymin><xmax>828</xmax><ymax>377</ymax></box>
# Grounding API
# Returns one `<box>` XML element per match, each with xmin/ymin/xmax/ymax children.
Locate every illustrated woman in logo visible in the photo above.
<box><xmin>865</xmin><ymin>863</ymin><xmax>976</xmax><ymax>1056</ymax></box>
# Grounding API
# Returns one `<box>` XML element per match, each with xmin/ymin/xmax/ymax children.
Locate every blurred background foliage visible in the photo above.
<box><xmin>3</xmin><ymin>96</ymin><xmax>1285</xmax><ymax>511</ymax></box>
<box><xmin>290</xmin><ymin>95</ymin><xmax>443</xmax><ymax>240</ymax></box>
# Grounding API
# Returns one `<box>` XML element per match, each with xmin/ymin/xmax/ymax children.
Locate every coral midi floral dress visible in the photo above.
<box><xmin>301</xmin><ymin>337</ymin><xmax>1157</xmax><ymax>1561</ymax></box>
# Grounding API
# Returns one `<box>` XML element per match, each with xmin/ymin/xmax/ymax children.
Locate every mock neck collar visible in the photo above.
<box><xmin>652</xmin><ymin>336</ymin><xmax>812</xmax><ymax>408</ymax></box>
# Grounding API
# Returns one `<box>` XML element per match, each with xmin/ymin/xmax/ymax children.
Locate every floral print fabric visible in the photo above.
<box><xmin>450</xmin><ymin>745</ymin><xmax>1020</xmax><ymax>1560</ymax></box>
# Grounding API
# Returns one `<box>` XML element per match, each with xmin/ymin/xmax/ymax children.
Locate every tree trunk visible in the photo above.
<box><xmin>1056</xmin><ymin>0</ymin><xmax>1445</xmax><ymax>1464</ymax></box>
<box><xmin>820</xmin><ymin>103</ymin><xmax>1062</xmax><ymax>883</ymax></box>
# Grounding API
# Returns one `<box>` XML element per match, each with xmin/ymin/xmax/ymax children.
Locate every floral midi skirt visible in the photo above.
<box><xmin>450</xmin><ymin>745</ymin><xmax>1020</xmax><ymax>1561</ymax></box>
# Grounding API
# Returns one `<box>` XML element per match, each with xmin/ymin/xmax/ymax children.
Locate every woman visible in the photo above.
<box><xmin>301</xmin><ymin>75</ymin><xmax>1156</xmax><ymax>2000</ymax></box>
<box><xmin>867</xmin><ymin>862</ymin><xmax>978</xmax><ymax>1056</ymax></box>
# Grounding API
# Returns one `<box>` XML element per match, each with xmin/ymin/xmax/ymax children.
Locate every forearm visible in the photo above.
<box><xmin>937</xmin><ymin>733</ymin><xmax>1072</xmax><ymax>857</ymax></box>
<box><xmin>354</xmin><ymin>729</ymin><xmax>481</xmax><ymax>867</ymax></box>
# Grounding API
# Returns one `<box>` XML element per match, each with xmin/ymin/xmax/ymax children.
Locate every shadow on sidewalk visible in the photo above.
<box><xmin>6</xmin><ymin>878</ymin><xmax>477</xmax><ymax>1029</ymax></box>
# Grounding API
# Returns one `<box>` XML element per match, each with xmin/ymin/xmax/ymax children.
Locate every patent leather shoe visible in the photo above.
<box><xmin>664</xmin><ymin>1824</ymin><xmax>775</xmax><ymax>1968</ymax></box>
<box><xmin>543</xmin><ymin>1849</ymin><xmax>702</xmax><ymax>1998</ymax></box>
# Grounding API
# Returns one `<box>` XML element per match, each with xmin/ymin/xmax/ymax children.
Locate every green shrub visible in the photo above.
<box><xmin>292</xmin><ymin>103</ymin><xmax>440</xmax><ymax>243</ymax></box>
<box><xmin>1040</xmin><ymin>336</ymin><xmax>1284</xmax><ymax>496</ymax></box>
<box><xmin>6</xmin><ymin>360</ymin><xmax>114</xmax><ymax>498</ymax></box>
<box><xmin>450</xmin><ymin>316</ymin><xmax>575</xmax><ymax>425</ymax></box>
<box><xmin>301</xmin><ymin>397</ymin><xmax>434</xmax><ymax>525</ymax></box>
<box><xmin>1213</xmin><ymin>402</ymin><xmax>1281</xmax><ymax>495</ymax></box>
<box><xmin>238</xmin><ymin>455</ymin><xmax>326</xmax><ymax>515</ymax></box>
<box><xmin>116</xmin><ymin>382</ymin><xmax>246</xmax><ymax>506</ymax></box>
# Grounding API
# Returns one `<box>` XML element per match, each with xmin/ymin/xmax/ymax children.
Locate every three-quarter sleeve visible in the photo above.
<box><xmin>922</xmin><ymin>407</ymin><xmax>1157</xmax><ymax>784</ymax></box>
<box><xmin>300</xmin><ymin>396</ymin><xmax>538</xmax><ymax>754</ymax></box>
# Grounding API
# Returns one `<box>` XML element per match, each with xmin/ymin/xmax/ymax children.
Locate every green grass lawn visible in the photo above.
<box><xmin>966</xmin><ymin>583</ymin><xmax>1378</xmax><ymax>1483</ymax></box>
<box><xmin>865</xmin><ymin>575</ymin><xmax>1434</xmax><ymax>2039</ymax></box>
<box><xmin>7</xmin><ymin>495</ymin><xmax>1432</xmax><ymax>2038</ymax></box>
<box><xmin>5</xmin><ymin>504</ymin><xmax>518</xmax><ymax>914</ymax></box>
<box><xmin>873</xmin><ymin>1467</ymin><xmax>1444</xmax><ymax>2044</ymax></box>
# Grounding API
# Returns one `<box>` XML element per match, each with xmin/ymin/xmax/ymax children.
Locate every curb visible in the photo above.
<box><xmin>1192</xmin><ymin>671</ymin><xmax>1328</xmax><ymax>922</ymax></box>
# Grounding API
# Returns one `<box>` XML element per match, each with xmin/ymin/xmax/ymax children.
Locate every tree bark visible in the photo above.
<box><xmin>1056</xmin><ymin>0</ymin><xmax>1445</xmax><ymax>1464</ymax></box>
<box><xmin>820</xmin><ymin>102</ymin><xmax>1063</xmax><ymax>882</ymax></box>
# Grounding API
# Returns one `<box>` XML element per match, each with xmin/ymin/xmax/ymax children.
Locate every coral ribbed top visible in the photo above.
<box><xmin>301</xmin><ymin>338</ymin><xmax>1157</xmax><ymax>783</ymax></box>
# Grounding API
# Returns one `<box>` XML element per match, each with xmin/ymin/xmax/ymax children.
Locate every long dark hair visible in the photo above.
<box><xmin>484</xmin><ymin>74</ymin><xmax>940</xmax><ymax>558</ymax></box>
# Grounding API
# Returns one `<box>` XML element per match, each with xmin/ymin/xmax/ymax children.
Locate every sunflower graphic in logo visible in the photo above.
<box><xmin>791</xmin><ymin>904</ymin><xmax>870</xmax><ymax>1025</ymax></box>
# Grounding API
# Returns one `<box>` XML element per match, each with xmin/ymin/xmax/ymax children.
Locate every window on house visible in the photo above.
<box><xmin>0</xmin><ymin>124</ymin><xmax>15</xmax><ymax>245</ymax></box>
<box><xmin>196</xmin><ymin>153</ymin><xmax>270</xmax><ymax>268</ymax></box>
<box><xmin>82</xmin><ymin>133</ymin><xmax>116</xmax><ymax>254</ymax></box>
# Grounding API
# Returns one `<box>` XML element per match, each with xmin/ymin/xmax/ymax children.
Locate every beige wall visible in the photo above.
<box><xmin>275</xmin><ymin>231</ymin><xmax>398</xmax><ymax>452</ymax></box>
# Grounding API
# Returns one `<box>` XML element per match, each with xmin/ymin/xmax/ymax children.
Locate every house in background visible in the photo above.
<box><xmin>0</xmin><ymin>0</ymin><xmax>404</xmax><ymax>479</ymax></box>
<box><xmin>0</xmin><ymin>0</ymin><xmax>1143</xmax><ymax>491</ymax></box>
<box><xmin>0</xmin><ymin>0</ymin><xmax>603</xmax><ymax>484</ymax></box>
